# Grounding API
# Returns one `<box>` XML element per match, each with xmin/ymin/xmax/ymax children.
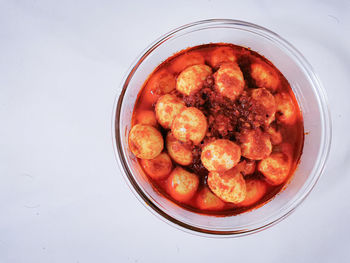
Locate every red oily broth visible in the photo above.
<box><xmin>131</xmin><ymin>43</ymin><xmax>304</xmax><ymax>216</ymax></box>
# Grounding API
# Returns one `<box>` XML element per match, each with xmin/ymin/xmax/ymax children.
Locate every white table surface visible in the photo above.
<box><xmin>1</xmin><ymin>0</ymin><xmax>350</xmax><ymax>262</ymax></box>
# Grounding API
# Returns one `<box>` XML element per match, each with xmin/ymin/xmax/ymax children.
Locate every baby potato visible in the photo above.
<box><xmin>275</xmin><ymin>92</ymin><xmax>297</xmax><ymax>125</ymax></box>
<box><xmin>140</xmin><ymin>152</ymin><xmax>172</xmax><ymax>180</ymax></box>
<box><xmin>258</xmin><ymin>152</ymin><xmax>291</xmax><ymax>185</ymax></box>
<box><xmin>176</xmin><ymin>64</ymin><xmax>212</xmax><ymax>96</ymax></box>
<box><xmin>155</xmin><ymin>94</ymin><xmax>186</xmax><ymax>129</ymax></box>
<box><xmin>243</xmin><ymin>160</ymin><xmax>256</xmax><ymax>175</ymax></box>
<box><xmin>251</xmin><ymin>88</ymin><xmax>276</xmax><ymax>125</ymax></box>
<box><xmin>143</xmin><ymin>70</ymin><xmax>176</xmax><ymax>106</ymax></box>
<box><xmin>214</xmin><ymin>62</ymin><xmax>245</xmax><ymax>101</ymax></box>
<box><xmin>251</xmin><ymin>62</ymin><xmax>280</xmax><ymax>92</ymax></box>
<box><xmin>267</xmin><ymin>126</ymin><xmax>283</xmax><ymax>145</ymax></box>
<box><xmin>196</xmin><ymin>187</ymin><xmax>225</xmax><ymax>211</ymax></box>
<box><xmin>236</xmin><ymin>160</ymin><xmax>256</xmax><ymax>176</ymax></box>
<box><xmin>135</xmin><ymin>110</ymin><xmax>158</xmax><ymax>127</ymax></box>
<box><xmin>238</xmin><ymin>179</ymin><xmax>267</xmax><ymax>207</ymax></box>
<box><xmin>209</xmin><ymin>46</ymin><xmax>237</xmax><ymax>68</ymax></box>
<box><xmin>239</xmin><ymin>129</ymin><xmax>272</xmax><ymax>160</ymax></box>
<box><xmin>207</xmin><ymin>168</ymin><xmax>246</xmax><ymax>203</ymax></box>
<box><xmin>128</xmin><ymin>124</ymin><xmax>164</xmax><ymax>159</ymax></box>
<box><xmin>166</xmin><ymin>133</ymin><xmax>193</xmax><ymax>166</ymax></box>
<box><xmin>167</xmin><ymin>167</ymin><xmax>199</xmax><ymax>203</ymax></box>
<box><xmin>171</xmin><ymin>52</ymin><xmax>205</xmax><ymax>73</ymax></box>
<box><xmin>201</xmin><ymin>139</ymin><xmax>241</xmax><ymax>172</ymax></box>
<box><xmin>171</xmin><ymin>107</ymin><xmax>207</xmax><ymax>145</ymax></box>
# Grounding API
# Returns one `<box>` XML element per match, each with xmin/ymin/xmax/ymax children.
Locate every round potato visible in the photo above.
<box><xmin>251</xmin><ymin>62</ymin><xmax>280</xmax><ymax>92</ymax></box>
<box><xmin>140</xmin><ymin>152</ymin><xmax>172</xmax><ymax>180</ymax></box>
<box><xmin>171</xmin><ymin>107</ymin><xmax>207</xmax><ymax>145</ymax></box>
<box><xmin>196</xmin><ymin>187</ymin><xmax>225</xmax><ymax>211</ymax></box>
<box><xmin>209</xmin><ymin>46</ymin><xmax>236</xmax><ymax>68</ymax></box>
<box><xmin>201</xmin><ymin>139</ymin><xmax>241</xmax><ymax>172</ymax></box>
<box><xmin>267</xmin><ymin>126</ymin><xmax>283</xmax><ymax>145</ymax></box>
<box><xmin>176</xmin><ymin>64</ymin><xmax>212</xmax><ymax>96</ymax></box>
<box><xmin>170</xmin><ymin>52</ymin><xmax>205</xmax><ymax>73</ymax></box>
<box><xmin>258</xmin><ymin>152</ymin><xmax>291</xmax><ymax>185</ymax></box>
<box><xmin>243</xmin><ymin>160</ymin><xmax>256</xmax><ymax>175</ymax></box>
<box><xmin>275</xmin><ymin>92</ymin><xmax>297</xmax><ymax>125</ymax></box>
<box><xmin>128</xmin><ymin>124</ymin><xmax>163</xmax><ymax>159</ymax></box>
<box><xmin>214</xmin><ymin>62</ymin><xmax>245</xmax><ymax>101</ymax></box>
<box><xmin>208</xmin><ymin>168</ymin><xmax>246</xmax><ymax>203</ymax></box>
<box><xmin>251</xmin><ymin>88</ymin><xmax>276</xmax><ymax>125</ymax></box>
<box><xmin>238</xmin><ymin>179</ymin><xmax>267</xmax><ymax>207</ymax></box>
<box><xmin>167</xmin><ymin>167</ymin><xmax>199</xmax><ymax>202</ymax></box>
<box><xmin>135</xmin><ymin>110</ymin><xmax>158</xmax><ymax>127</ymax></box>
<box><xmin>143</xmin><ymin>70</ymin><xmax>176</xmax><ymax>106</ymax></box>
<box><xmin>155</xmin><ymin>94</ymin><xmax>185</xmax><ymax>129</ymax></box>
<box><xmin>166</xmin><ymin>133</ymin><xmax>193</xmax><ymax>166</ymax></box>
<box><xmin>236</xmin><ymin>160</ymin><xmax>256</xmax><ymax>176</ymax></box>
<box><xmin>239</xmin><ymin>129</ymin><xmax>272</xmax><ymax>160</ymax></box>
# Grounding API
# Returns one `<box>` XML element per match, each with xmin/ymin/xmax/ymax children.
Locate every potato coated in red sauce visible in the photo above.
<box><xmin>131</xmin><ymin>43</ymin><xmax>304</xmax><ymax>216</ymax></box>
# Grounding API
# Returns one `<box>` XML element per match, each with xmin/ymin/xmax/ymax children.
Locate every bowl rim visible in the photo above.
<box><xmin>111</xmin><ymin>19</ymin><xmax>332</xmax><ymax>237</ymax></box>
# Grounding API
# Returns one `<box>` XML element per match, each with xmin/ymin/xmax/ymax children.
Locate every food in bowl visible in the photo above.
<box><xmin>128</xmin><ymin>43</ymin><xmax>304</xmax><ymax>216</ymax></box>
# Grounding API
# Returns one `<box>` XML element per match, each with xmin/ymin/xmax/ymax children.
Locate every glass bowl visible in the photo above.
<box><xmin>112</xmin><ymin>19</ymin><xmax>331</xmax><ymax>237</ymax></box>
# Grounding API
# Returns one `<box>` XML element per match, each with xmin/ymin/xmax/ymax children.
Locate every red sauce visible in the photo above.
<box><xmin>131</xmin><ymin>43</ymin><xmax>304</xmax><ymax>216</ymax></box>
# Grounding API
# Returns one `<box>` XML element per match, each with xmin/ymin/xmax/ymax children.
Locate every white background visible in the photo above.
<box><xmin>1</xmin><ymin>0</ymin><xmax>350</xmax><ymax>262</ymax></box>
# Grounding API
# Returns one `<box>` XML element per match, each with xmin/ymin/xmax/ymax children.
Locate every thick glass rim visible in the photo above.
<box><xmin>112</xmin><ymin>19</ymin><xmax>332</xmax><ymax>237</ymax></box>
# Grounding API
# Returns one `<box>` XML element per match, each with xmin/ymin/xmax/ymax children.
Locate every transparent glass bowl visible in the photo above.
<box><xmin>112</xmin><ymin>19</ymin><xmax>331</xmax><ymax>237</ymax></box>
